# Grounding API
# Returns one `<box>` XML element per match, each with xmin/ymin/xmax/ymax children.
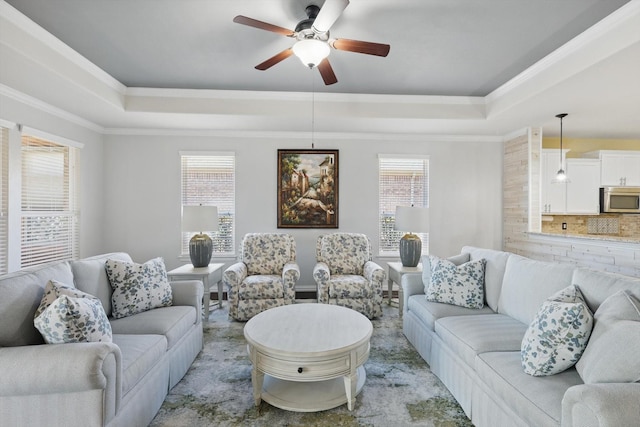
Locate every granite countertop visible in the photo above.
<box><xmin>530</xmin><ymin>232</ymin><xmax>640</xmax><ymax>244</ymax></box>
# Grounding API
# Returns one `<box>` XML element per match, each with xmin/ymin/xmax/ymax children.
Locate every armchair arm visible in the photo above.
<box><xmin>562</xmin><ymin>383</ymin><xmax>640</xmax><ymax>427</ymax></box>
<box><xmin>170</xmin><ymin>279</ymin><xmax>204</xmax><ymax>324</ymax></box>
<box><xmin>364</xmin><ymin>261</ymin><xmax>386</xmax><ymax>289</ymax></box>
<box><xmin>223</xmin><ymin>262</ymin><xmax>247</xmax><ymax>319</ymax></box>
<box><xmin>313</xmin><ymin>262</ymin><xmax>331</xmax><ymax>303</ymax></box>
<box><xmin>0</xmin><ymin>342</ymin><xmax>122</xmax><ymax>422</ymax></box>
<box><xmin>282</xmin><ymin>262</ymin><xmax>300</xmax><ymax>302</ymax></box>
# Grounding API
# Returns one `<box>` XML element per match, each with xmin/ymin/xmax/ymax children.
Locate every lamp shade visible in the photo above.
<box><xmin>292</xmin><ymin>39</ymin><xmax>330</xmax><ymax>68</ymax></box>
<box><xmin>395</xmin><ymin>206</ymin><xmax>429</xmax><ymax>233</ymax></box>
<box><xmin>182</xmin><ymin>205</ymin><xmax>219</xmax><ymax>232</ymax></box>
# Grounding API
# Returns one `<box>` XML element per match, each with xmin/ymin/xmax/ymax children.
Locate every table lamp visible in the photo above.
<box><xmin>182</xmin><ymin>205</ymin><xmax>219</xmax><ymax>268</ymax></box>
<box><xmin>395</xmin><ymin>206</ymin><xmax>429</xmax><ymax>267</ymax></box>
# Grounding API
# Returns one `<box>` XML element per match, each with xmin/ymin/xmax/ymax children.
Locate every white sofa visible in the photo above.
<box><xmin>0</xmin><ymin>252</ymin><xmax>204</xmax><ymax>427</ymax></box>
<box><xmin>402</xmin><ymin>246</ymin><xmax>640</xmax><ymax>427</ymax></box>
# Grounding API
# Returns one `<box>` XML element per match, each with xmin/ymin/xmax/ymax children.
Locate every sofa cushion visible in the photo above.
<box><xmin>571</xmin><ymin>268</ymin><xmax>640</xmax><ymax>314</ymax></box>
<box><xmin>426</xmin><ymin>256</ymin><xmax>485</xmax><ymax>309</ymax></box>
<box><xmin>461</xmin><ymin>246</ymin><xmax>511</xmax><ymax>311</ymax></box>
<box><xmin>329</xmin><ymin>275</ymin><xmax>373</xmax><ymax>299</ymax></box>
<box><xmin>0</xmin><ymin>261</ymin><xmax>74</xmax><ymax>346</ymax></box>
<box><xmin>476</xmin><ymin>351</ymin><xmax>583</xmax><ymax>426</ymax></box>
<box><xmin>237</xmin><ymin>275</ymin><xmax>284</xmax><ymax>299</ymax></box>
<box><xmin>71</xmin><ymin>252</ymin><xmax>133</xmax><ymax>317</ymax></box>
<box><xmin>521</xmin><ymin>285</ymin><xmax>593</xmax><ymax>376</ymax></box>
<box><xmin>105</xmin><ymin>257</ymin><xmax>173</xmax><ymax>319</ymax></box>
<box><xmin>435</xmin><ymin>314</ymin><xmax>528</xmax><ymax>368</ymax></box>
<box><xmin>407</xmin><ymin>295</ymin><xmax>495</xmax><ymax>331</ymax></box>
<box><xmin>421</xmin><ymin>253</ymin><xmax>469</xmax><ymax>293</ymax></box>
<box><xmin>112</xmin><ymin>334</ymin><xmax>167</xmax><ymax>396</ymax></box>
<box><xmin>576</xmin><ymin>289</ymin><xmax>640</xmax><ymax>384</ymax></box>
<box><xmin>34</xmin><ymin>295</ymin><xmax>112</xmax><ymax>344</ymax></box>
<box><xmin>498</xmin><ymin>255</ymin><xmax>575</xmax><ymax>325</ymax></box>
<box><xmin>110</xmin><ymin>306</ymin><xmax>196</xmax><ymax>350</ymax></box>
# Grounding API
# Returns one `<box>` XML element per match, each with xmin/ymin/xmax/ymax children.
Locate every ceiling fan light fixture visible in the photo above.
<box><xmin>292</xmin><ymin>39</ymin><xmax>330</xmax><ymax>68</ymax></box>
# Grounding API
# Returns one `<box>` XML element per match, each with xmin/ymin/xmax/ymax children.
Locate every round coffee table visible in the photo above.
<box><xmin>244</xmin><ymin>303</ymin><xmax>373</xmax><ymax>412</ymax></box>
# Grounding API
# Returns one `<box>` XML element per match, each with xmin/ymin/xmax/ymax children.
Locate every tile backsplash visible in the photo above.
<box><xmin>541</xmin><ymin>214</ymin><xmax>640</xmax><ymax>240</ymax></box>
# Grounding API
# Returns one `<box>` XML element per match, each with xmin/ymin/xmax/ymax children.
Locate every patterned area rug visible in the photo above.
<box><xmin>150</xmin><ymin>302</ymin><xmax>473</xmax><ymax>427</ymax></box>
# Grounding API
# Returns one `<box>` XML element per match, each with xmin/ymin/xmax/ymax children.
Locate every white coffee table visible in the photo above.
<box><xmin>244</xmin><ymin>303</ymin><xmax>373</xmax><ymax>412</ymax></box>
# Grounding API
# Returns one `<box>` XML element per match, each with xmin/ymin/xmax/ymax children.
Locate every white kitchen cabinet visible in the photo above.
<box><xmin>541</xmin><ymin>150</ymin><xmax>567</xmax><ymax>214</ymax></box>
<box><xmin>583</xmin><ymin>150</ymin><xmax>640</xmax><ymax>186</ymax></box>
<box><xmin>565</xmin><ymin>159</ymin><xmax>600</xmax><ymax>214</ymax></box>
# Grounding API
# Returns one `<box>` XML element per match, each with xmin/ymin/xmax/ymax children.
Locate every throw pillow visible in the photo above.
<box><xmin>34</xmin><ymin>295</ymin><xmax>112</xmax><ymax>344</ymax></box>
<box><xmin>425</xmin><ymin>255</ymin><xmax>485</xmax><ymax>309</ymax></box>
<box><xmin>421</xmin><ymin>253</ymin><xmax>470</xmax><ymax>294</ymax></box>
<box><xmin>575</xmin><ymin>289</ymin><xmax>640</xmax><ymax>383</ymax></box>
<box><xmin>35</xmin><ymin>279</ymin><xmax>100</xmax><ymax>318</ymax></box>
<box><xmin>521</xmin><ymin>285</ymin><xmax>593</xmax><ymax>376</ymax></box>
<box><xmin>105</xmin><ymin>257</ymin><xmax>173</xmax><ymax>319</ymax></box>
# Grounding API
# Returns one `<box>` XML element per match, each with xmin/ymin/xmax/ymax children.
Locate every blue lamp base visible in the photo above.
<box><xmin>189</xmin><ymin>233</ymin><xmax>213</xmax><ymax>268</ymax></box>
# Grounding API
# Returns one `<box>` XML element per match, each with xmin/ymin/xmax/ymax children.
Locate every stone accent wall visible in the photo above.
<box><xmin>503</xmin><ymin>130</ymin><xmax>640</xmax><ymax>278</ymax></box>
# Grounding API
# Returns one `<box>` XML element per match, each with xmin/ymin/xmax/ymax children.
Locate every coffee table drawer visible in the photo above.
<box><xmin>257</xmin><ymin>353</ymin><xmax>350</xmax><ymax>381</ymax></box>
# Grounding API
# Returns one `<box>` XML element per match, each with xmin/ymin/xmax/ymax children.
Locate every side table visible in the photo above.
<box><xmin>387</xmin><ymin>262</ymin><xmax>422</xmax><ymax>317</ymax></box>
<box><xmin>167</xmin><ymin>263</ymin><xmax>224</xmax><ymax>321</ymax></box>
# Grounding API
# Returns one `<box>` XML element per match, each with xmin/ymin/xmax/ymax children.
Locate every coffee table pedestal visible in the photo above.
<box><xmin>244</xmin><ymin>304</ymin><xmax>372</xmax><ymax>412</ymax></box>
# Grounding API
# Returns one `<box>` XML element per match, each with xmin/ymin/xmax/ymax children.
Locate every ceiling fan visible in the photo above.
<box><xmin>233</xmin><ymin>0</ymin><xmax>390</xmax><ymax>85</ymax></box>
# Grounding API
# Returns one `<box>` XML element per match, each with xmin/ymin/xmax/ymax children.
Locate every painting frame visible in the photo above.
<box><xmin>277</xmin><ymin>149</ymin><xmax>339</xmax><ymax>228</ymax></box>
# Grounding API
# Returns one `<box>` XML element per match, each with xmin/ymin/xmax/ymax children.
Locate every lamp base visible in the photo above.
<box><xmin>399</xmin><ymin>233</ymin><xmax>422</xmax><ymax>267</ymax></box>
<box><xmin>189</xmin><ymin>233</ymin><xmax>213</xmax><ymax>268</ymax></box>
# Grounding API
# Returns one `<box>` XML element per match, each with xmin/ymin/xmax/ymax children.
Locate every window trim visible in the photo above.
<box><xmin>378</xmin><ymin>154</ymin><xmax>430</xmax><ymax>258</ymax></box>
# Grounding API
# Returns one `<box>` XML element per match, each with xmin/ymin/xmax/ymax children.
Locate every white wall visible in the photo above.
<box><xmin>102</xmin><ymin>132</ymin><xmax>503</xmax><ymax>291</ymax></box>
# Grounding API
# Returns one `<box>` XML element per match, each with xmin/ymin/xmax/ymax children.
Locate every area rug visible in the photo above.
<box><xmin>150</xmin><ymin>303</ymin><xmax>473</xmax><ymax>427</ymax></box>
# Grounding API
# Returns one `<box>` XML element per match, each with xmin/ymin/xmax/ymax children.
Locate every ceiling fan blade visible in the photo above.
<box><xmin>317</xmin><ymin>58</ymin><xmax>338</xmax><ymax>85</ymax></box>
<box><xmin>331</xmin><ymin>38</ymin><xmax>390</xmax><ymax>57</ymax></box>
<box><xmin>233</xmin><ymin>15</ymin><xmax>295</xmax><ymax>37</ymax></box>
<box><xmin>312</xmin><ymin>0</ymin><xmax>350</xmax><ymax>33</ymax></box>
<box><xmin>255</xmin><ymin>48</ymin><xmax>294</xmax><ymax>70</ymax></box>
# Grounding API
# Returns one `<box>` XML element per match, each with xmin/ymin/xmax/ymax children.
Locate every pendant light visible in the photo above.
<box><xmin>553</xmin><ymin>113</ymin><xmax>570</xmax><ymax>183</ymax></box>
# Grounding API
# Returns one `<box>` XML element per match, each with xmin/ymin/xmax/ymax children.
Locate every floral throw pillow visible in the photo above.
<box><xmin>34</xmin><ymin>295</ymin><xmax>112</xmax><ymax>344</ymax></box>
<box><xmin>521</xmin><ymin>285</ymin><xmax>593</xmax><ymax>376</ymax></box>
<box><xmin>35</xmin><ymin>279</ymin><xmax>99</xmax><ymax>318</ymax></box>
<box><xmin>105</xmin><ymin>257</ymin><xmax>173</xmax><ymax>319</ymax></box>
<box><xmin>425</xmin><ymin>255</ymin><xmax>486</xmax><ymax>309</ymax></box>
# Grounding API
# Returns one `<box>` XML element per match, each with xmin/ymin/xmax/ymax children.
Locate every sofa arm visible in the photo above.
<box><xmin>364</xmin><ymin>261</ymin><xmax>386</xmax><ymax>285</ymax></box>
<box><xmin>0</xmin><ymin>342</ymin><xmax>122</xmax><ymax>422</ymax></box>
<box><xmin>282</xmin><ymin>262</ymin><xmax>300</xmax><ymax>302</ymax></box>
<box><xmin>402</xmin><ymin>273</ymin><xmax>425</xmax><ymax>313</ymax></box>
<box><xmin>170</xmin><ymin>279</ymin><xmax>204</xmax><ymax>323</ymax></box>
<box><xmin>562</xmin><ymin>383</ymin><xmax>640</xmax><ymax>427</ymax></box>
<box><xmin>313</xmin><ymin>262</ymin><xmax>330</xmax><ymax>303</ymax></box>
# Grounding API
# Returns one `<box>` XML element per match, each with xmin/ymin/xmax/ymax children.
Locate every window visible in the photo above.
<box><xmin>378</xmin><ymin>155</ymin><xmax>429</xmax><ymax>257</ymax></box>
<box><xmin>0</xmin><ymin>126</ymin><xmax>8</xmax><ymax>275</ymax></box>
<box><xmin>21</xmin><ymin>135</ymin><xmax>80</xmax><ymax>267</ymax></box>
<box><xmin>180</xmin><ymin>152</ymin><xmax>235</xmax><ymax>256</ymax></box>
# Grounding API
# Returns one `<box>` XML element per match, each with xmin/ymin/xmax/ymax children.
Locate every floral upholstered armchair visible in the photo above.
<box><xmin>223</xmin><ymin>233</ymin><xmax>300</xmax><ymax>321</ymax></box>
<box><xmin>313</xmin><ymin>233</ymin><xmax>386</xmax><ymax>319</ymax></box>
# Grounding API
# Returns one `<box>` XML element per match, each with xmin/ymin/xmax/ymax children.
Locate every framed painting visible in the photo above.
<box><xmin>277</xmin><ymin>149</ymin><xmax>339</xmax><ymax>228</ymax></box>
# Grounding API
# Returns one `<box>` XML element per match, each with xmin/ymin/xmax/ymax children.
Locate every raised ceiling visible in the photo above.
<box><xmin>2</xmin><ymin>0</ymin><xmax>640</xmax><ymax>138</ymax></box>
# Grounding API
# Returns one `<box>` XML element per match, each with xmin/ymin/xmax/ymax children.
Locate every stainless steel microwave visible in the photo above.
<box><xmin>600</xmin><ymin>187</ymin><xmax>640</xmax><ymax>213</ymax></box>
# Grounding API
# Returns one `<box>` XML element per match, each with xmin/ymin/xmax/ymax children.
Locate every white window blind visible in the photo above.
<box><xmin>21</xmin><ymin>135</ymin><xmax>80</xmax><ymax>267</ymax></box>
<box><xmin>0</xmin><ymin>126</ymin><xmax>8</xmax><ymax>274</ymax></box>
<box><xmin>378</xmin><ymin>155</ymin><xmax>429</xmax><ymax>256</ymax></box>
<box><xmin>181</xmin><ymin>153</ymin><xmax>235</xmax><ymax>256</ymax></box>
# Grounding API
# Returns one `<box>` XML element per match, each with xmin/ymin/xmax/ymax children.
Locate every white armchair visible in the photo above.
<box><xmin>223</xmin><ymin>233</ymin><xmax>300</xmax><ymax>321</ymax></box>
<box><xmin>313</xmin><ymin>233</ymin><xmax>386</xmax><ymax>319</ymax></box>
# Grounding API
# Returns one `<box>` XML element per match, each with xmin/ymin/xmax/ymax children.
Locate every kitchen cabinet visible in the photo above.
<box><xmin>565</xmin><ymin>159</ymin><xmax>600</xmax><ymax>214</ymax></box>
<box><xmin>541</xmin><ymin>150</ymin><xmax>567</xmax><ymax>214</ymax></box>
<box><xmin>583</xmin><ymin>150</ymin><xmax>640</xmax><ymax>186</ymax></box>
